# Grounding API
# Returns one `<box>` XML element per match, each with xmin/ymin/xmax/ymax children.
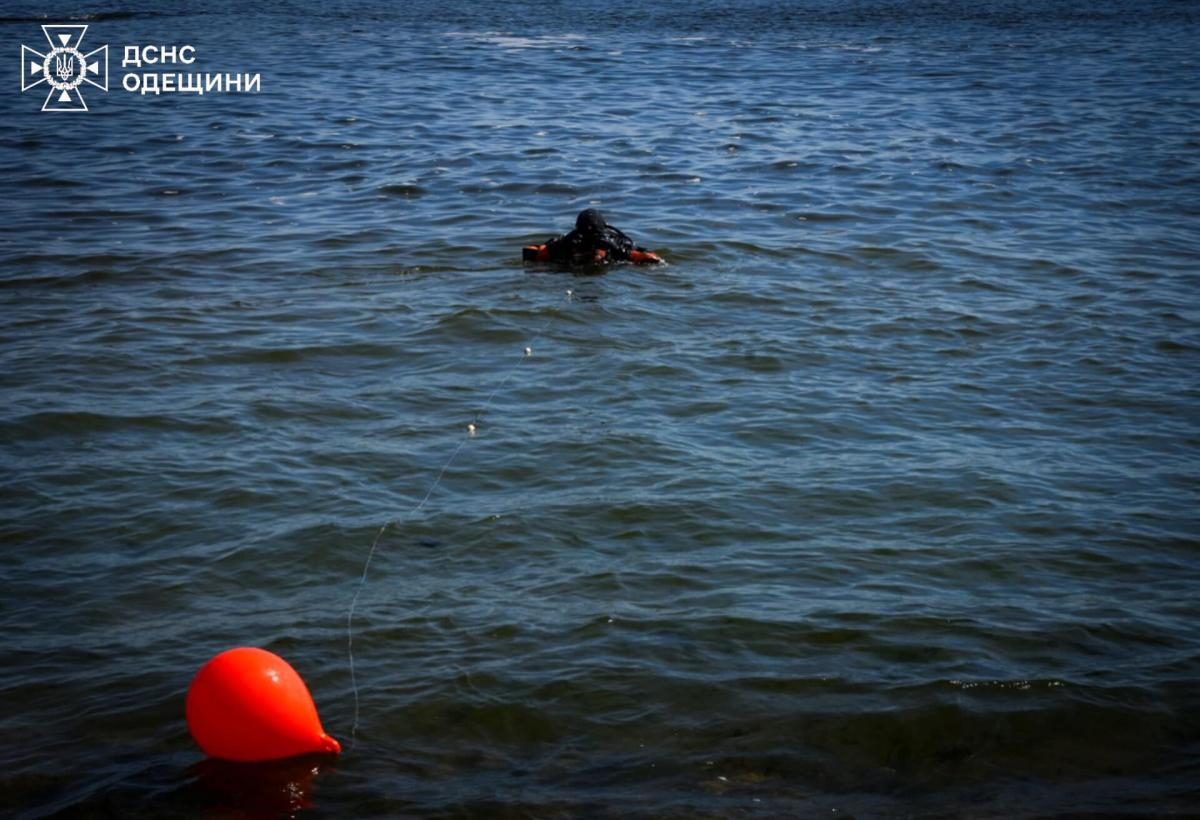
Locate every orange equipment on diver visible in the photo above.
<box><xmin>522</xmin><ymin>244</ymin><xmax>663</xmax><ymax>264</ymax></box>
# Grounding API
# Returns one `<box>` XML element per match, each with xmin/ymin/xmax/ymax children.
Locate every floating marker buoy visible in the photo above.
<box><xmin>186</xmin><ymin>647</ymin><xmax>340</xmax><ymax>762</ymax></box>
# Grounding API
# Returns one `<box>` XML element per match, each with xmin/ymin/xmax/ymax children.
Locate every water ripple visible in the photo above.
<box><xmin>2</xmin><ymin>0</ymin><xmax>1199</xmax><ymax>816</ymax></box>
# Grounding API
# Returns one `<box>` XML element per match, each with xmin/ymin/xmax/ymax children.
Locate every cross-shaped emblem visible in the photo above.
<box><xmin>21</xmin><ymin>25</ymin><xmax>109</xmax><ymax>112</ymax></box>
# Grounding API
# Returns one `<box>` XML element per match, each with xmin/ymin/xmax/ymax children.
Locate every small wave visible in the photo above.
<box><xmin>1154</xmin><ymin>338</ymin><xmax>1198</xmax><ymax>353</ymax></box>
<box><xmin>191</xmin><ymin>342</ymin><xmax>401</xmax><ymax>366</ymax></box>
<box><xmin>5</xmin><ymin>411</ymin><xmax>237</xmax><ymax>440</ymax></box>
<box><xmin>0</xmin><ymin>10</ymin><xmax>167</xmax><ymax>23</ymax></box>
<box><xmin>852</xmin><ymin>246</ymin><xmax>942</xmax><ymax>272</ymax></box>
<box><xmin>791</xmin><ymin>210</ymin><xmax>858</xmax><ymax>223</ymax></box>
<box><xmin>447</xmin><ymin>31</ymin><xmax>589</xmax><ymax>50</ymax></box>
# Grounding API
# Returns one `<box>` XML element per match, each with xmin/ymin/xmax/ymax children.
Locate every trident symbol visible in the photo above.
<box><xmin>55</xmin><ymin>54</ymin><xmax>74</xmax><ymax>80</ymax></box>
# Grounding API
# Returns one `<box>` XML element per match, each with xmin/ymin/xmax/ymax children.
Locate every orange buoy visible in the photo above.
<box><xmin>186</xmin><ymin>647</ymin><xmax>341</xmax><ymax>762</ymax></box>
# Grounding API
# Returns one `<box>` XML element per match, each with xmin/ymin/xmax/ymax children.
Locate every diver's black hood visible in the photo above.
<box><xmin>575</xmin><ymin>209</ymin><xmax>607</xmax><ymax>237</ymax></box>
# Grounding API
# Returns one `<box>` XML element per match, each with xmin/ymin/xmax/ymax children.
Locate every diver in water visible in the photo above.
<box><xmin>523</xmin><ymin>209</ymin><xmax>663</xmax><ymax>266</ymax></box>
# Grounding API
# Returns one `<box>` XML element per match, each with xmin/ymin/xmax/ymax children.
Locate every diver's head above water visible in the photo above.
<box><xmin>574</xmin><ymin>208</ymin><xmax>607</xmax><ymax>239</ymax></box>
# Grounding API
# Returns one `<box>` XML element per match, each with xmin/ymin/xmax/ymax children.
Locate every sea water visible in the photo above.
<box><xmin>1</xmin><ymin>0</ymin><xmax>1198</xmax><ymax>816</ymax></box>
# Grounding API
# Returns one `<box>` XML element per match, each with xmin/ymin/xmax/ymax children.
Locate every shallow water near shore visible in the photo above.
<box><xmin>1</xmin><ymin>0</ymin><xmax>1199</xmax><ymax>817</ymax></box>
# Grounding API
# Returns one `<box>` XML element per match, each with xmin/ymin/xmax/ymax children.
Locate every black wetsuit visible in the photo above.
<box><xmin>541</xmin><ymin>209</ymin><xmax>638</xmax><ymax>264</ymax></box>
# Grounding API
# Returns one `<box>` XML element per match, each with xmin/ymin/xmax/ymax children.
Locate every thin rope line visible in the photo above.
<box><xmin>344</xmin><ymin>292</ymin><xmax>569</xmax><ymax>751</ymax></box>
<box><xmin>345</xmin><ymin>435</ymin><xmax>467</xmax><ymax>748</ymax></box>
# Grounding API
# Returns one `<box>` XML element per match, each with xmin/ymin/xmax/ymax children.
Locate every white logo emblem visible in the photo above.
<box><xmin>21</xmin><ymin>25</ymin><xmax>109</xmax><ymax>111</ymax></box>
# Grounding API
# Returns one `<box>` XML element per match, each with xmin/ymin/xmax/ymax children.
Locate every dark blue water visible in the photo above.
<box><xmin>2</xmin><ymin>1</ymin><xmax>1199</xmax><ymax>816</ymax></box>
